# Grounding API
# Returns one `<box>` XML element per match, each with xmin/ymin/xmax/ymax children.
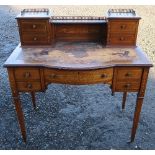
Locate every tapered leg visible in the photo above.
<box><xmin>31</xmin><ymin>92</ymin><xmax>36</xmax><ymax>109</ymax></box>
<box><xmin>130</xmin><ymin>95</ymin><xmax>144</xmax><ymax>142</ymax></box>
<box><xmin>130</xmin><ymin>68</ymin><xmax>149</xmax><ymax>142</ymax></box>
<box><xmin>122</xmin><ymin>92</ymin><xmax>127</xmax><ymax>110</ymax></box>
<box><xmin>8</xmin><ymin>68</ymin><xmax>27</xmax><ymax>142</ymax></box>
<box><xmin>13</xmin><ymin>94</ymin><xmax>26</xmax><ymax>142</ymax></box>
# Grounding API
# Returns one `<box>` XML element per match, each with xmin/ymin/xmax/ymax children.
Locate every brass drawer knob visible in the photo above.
<box><xmin>124</xmin><ymin>84</ymin><xmax>131</xmax><ymax>89</ymax></box>
<box><xmin>120</xmin><ymin>37</ymin><xmax>125</xmax><ymax>41</ymax></box>
<box><xmin>101</xmin><ymin>74</ymin><xmax>108</xmax><ymax>78</ymax></box>
<box><xmin>33</xmin><ymin>37</ymin><xmax>37</xmax><ymax>41</ymax></box>
<box><xmin>24</xmin><ymin>72</ymin><xmax>31</xmax><ymax>78</ymax></box>
<box><xmin>120</xmin><ymin>25</ymin><xmax>126</xmax><ymax>29</ymax></box>
<box><xmin>32</xmin><ymin>24</ymin><xmax>37</xmax><ymax>29</ymax></box>
<box><xmin>27</xmin><ymin>83</ymin><xmax>32</xmax><ymax>89</ymax></box>
<box><xmin>125</xmin><ymin>72</ymin><xmax>132</xmax><ymax>77</ymax></box>
<box><xmin>49</xmin><ymin>74</ymin><xmax>57</xmax><ymax>78</ymax></box>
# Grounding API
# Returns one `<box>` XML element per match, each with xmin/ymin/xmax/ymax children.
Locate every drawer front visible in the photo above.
<box><xmin>14</xmin><ymin>68</ymin><xmax>40</xmax><ymax>81</ymax></box>
<box><xmin>116</xmin><ymin>67</ymin><xmax>143</xmax><ymax>82</ymax></box>
<box><xmin>108</xmin><ymin>34</ymin><xmax>135</xmax><ymax>45</ymax></box>
<box><xmin>19</xmin><ymin>20</ymin><xmax>48</xmax><ymax>33</ymax></box>
<box><xmin>44</xmin><ymin>69</ymin><xmax>79</xmax><ymax>84</ymax></box>
<box><xmin>16</xmin><ymin>82</ymin><xmax>42</xmax><ymax>92</ymax></box>
<box><xmin>78</xmin><ymin>68</ymin><xmax>113</xmax><ymax>84</ymax></box>
<box><xmin>44</xmin><ymin>68</ymin><xmax>113</xmax><ymax>85</ymax></box>
<box><xmin>21</xmin><ymin>35</ymin><xmax>49</xmax><ymax>45</ymax></box>
<box><xmin>109</xmin><ymin>20</ymin><xmax>138</xmax><ymax>33</ymax></box>
<box><xmin>115</xmin><ymin>82</ymin><xmax>140</xmax><ymax>92</ymax></box>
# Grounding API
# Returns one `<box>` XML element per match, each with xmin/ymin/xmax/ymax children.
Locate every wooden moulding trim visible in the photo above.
<box><xmin>4</xmin><ymin>64</ymin><xmax>153</xmax><ymax>70</ymax></box>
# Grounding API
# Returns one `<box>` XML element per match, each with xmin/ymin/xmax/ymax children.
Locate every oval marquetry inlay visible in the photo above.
<box><xmin>24</xmin><ymin>72</ymin><xmax>31</xmax><ymax>78</ymax></box>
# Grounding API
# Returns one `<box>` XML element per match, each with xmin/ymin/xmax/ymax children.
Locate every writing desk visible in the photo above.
<box><xmin>4</xmin><ymin>8</ymin><xmax>153</xmax><ymax>142</ymax></box>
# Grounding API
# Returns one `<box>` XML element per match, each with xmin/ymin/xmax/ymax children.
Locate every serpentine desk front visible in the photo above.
<box><xmin>4</xmin><ymin>42</ymin><xmax>152</xmax><ymax>142</ymax></box>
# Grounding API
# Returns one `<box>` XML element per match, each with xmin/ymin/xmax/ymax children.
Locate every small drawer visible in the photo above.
<box><xmin>19</xmin><ymin>20</ymin><xmax>48</xmax><ymax>33</ymax></box>
<box><xmin>109</xmin><ymin>20</ymin><xmax>138</xmax><ymax>33</ymax></box>
<box><xmin>16</xmin><ymin>82</ymin><xmax>42</xmax><ymax>92</ymax></box>
<box><xmin>115</xmin><ymin>82</ymin><xmax>140</xmax><ymax>92</ymax></box>
<box><xmin>78</xmin><ymin>68</ymin><xmax>113</xmax><ymax>84</ymax></box>
<box><xmin>21</xmin><ymin>35</ymin><xmax>49</xmax><ymax>45</ymax></box>
<box><xmin>108</xmin><ymin>34</ymin><xmax>135</xmax><ymax>45</ymax></box>
<box><xmin>14</xmin><ymin>68</ymin><xmax>40</xmax><ymax>81</ymax></box>
<box><xmin>116</xmin><ymin>67</ymin><xmax>143</xmax><ymax>82</ymax></box>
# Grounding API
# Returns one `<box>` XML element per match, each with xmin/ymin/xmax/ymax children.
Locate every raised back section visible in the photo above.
<box><xmin>50</xmin><ymin>16</ymin><xmax>107</xmax><ymax>43</ymax></box>
<box><xmin>16</xmin><ymin>8</ymin><xmax>141</xmax><ymax>46</ymax></box>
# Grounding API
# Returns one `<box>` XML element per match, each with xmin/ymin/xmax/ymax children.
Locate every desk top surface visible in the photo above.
<box><xmin>4</xmin><ymin>42</ymin><xmax>152</xmax><ymax>69</ymax></box>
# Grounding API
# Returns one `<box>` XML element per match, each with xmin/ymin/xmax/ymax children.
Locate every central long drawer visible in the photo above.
<box><xmin>44</xmin><ymin>68</ymin><xmax>113</xmax><ymax>85</ymax></box>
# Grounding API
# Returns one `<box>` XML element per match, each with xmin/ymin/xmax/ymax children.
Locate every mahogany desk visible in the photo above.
<box><xmin>4</xmin><ymin>42</ymin><xmax>152</xmax><ymax>142</ymax></box>
<box><xmin>4</xmin><ymin>8</ymin><xmax>153</xmax><ymax>142</ymax></box>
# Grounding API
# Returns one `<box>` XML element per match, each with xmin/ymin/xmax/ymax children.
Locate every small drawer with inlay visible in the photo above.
<box><xmin>19</xmin><ymin>20</ymin><xmax>48</xmax><ymax>33</ymax></box>
<box><xmin>116</xmin><ymin>67</ymin><xmax>143</xmax><ymax>82</ymax></box>
<box><xmin>16</xmin><ymin>82</ymin><xmax>42</xmax><ymax>92</ymax></box>
<box><xmin>14</xmin><ymin>68</ymin><xmax>40</xmax><ymax>81</ymax></box>
<box><xmin>115</xmin><ymin>82</ymin><xmax>141</xmax><ymax>92</ymax></box>
<box><xmin>21</xmin><ymin>35</ymin><xmax>49</xmax><ymax>45</ymax></box>
<box><xmin>108</xmin><ymin>34</ymin><xmax>135</xmax><ymax>45</ymax></box>
<box><xmin>109</xmin><ymin>20</ymin><xmax>138</xmax><ymax>33</ymax></box>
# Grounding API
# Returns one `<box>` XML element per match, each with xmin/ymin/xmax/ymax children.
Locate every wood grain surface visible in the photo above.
<box><xmin>4</xmin><ymin>42</ymin><xmax>152</xmax><ymax>69</ymax></box>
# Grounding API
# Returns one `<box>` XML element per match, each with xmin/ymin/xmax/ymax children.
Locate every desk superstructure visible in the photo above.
<box><xmin>4</xmin><ymin>8</ymin><xmax>153</xmax><ymax>142</ymax></box>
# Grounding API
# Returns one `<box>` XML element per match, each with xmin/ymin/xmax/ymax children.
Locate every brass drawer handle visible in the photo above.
<box><xmin>24</xmin><ymin>72</ymin><xmax>31</xmax><ymax>78</ymax></box>
<box><xmin>27</xmin><ymin>83</ymin><xmax>32</xmax><ymax>89</ymax></box>
<box><xmin>33</xmin><ymin>37</ymin><xmax>37</xmax><ymax>41</ymax></box>
<box><xmin>49</xmin><ymin>74</ymin><xmax>57</xmax><ymax>78</ymax></box>
<box><xmin>101</xmin><ymin>74</ymin><xmax>108</xmax><ymax>78</ymax></box>
<box><xmin>125</xmin><ymin>72</ymin><xmax>132</xmax><ymax>77</ymax></box>
<box><xmin>124</xmin><ymin>84</ymin><xmax>131</xmax><ymax>89</ymax></box>
<box><xmin>120</xmin><ymin>25</ymin><xmax>126</xmax><ymax>29</ymax></box>
<box><xmin>120</xmin><ymin>37</ymin><xmax>125</xmax><ymax>41</ymax></box>
<box><xmin>32</xmin><ymin>24</ymin><xmax>37</xmax><ymax>29</ymax></box>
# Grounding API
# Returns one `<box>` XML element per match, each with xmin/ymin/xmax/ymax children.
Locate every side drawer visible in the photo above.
<box><xmin>116</xmin><ymin>67</ymin><xmax>143</xmax><ymax>82</ymax></box>
<box><xmin>14</xmin><ymin>68</ymin><xmax>40</xmax><ymax>81</ymax></box>
<box><xmin>16</xmin><ymin>82</ymin><xmax>42</xmax><ymax>92</ymax></box>
<box><xmin>115</xmin><ymin>82</ymin><xmax>141</xmax><ymax>92</ymax></box>
<box><xmin>21</xmin><ymin>35</ymin><xmax>49</xmax><ymax>45</ymax></box>
<box><xmin>108</xmin><ymin>34</ymin><xmax>136</xmax><ymax>45</ymax></box>
<box><xmin>19</xmin><ymin>20</ymin><xmax>49</xmax><ymax>33</ymax></box>
<box><xmin>109</xmin><ymin>20</ymin><xmax>138</xmax><ymax>33</ymax></box>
